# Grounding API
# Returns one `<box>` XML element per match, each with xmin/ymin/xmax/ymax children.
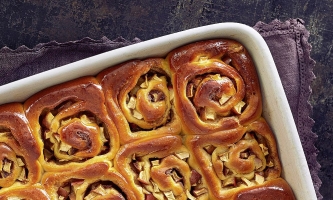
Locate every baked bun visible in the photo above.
<box><xmin>167</xmin><ymin>39</ymin><xmax>262</xmax><ymax>135</ymax></box>
<box><xmin>97</xmin><ymin>58</ymin><xmax>181</xmax><ymax>144</ymax></box>
<box><xmin>24</xmin><ymin>77</ymin><xmax>119</xmax><ymax>171</ymax></box>
<box><xmin>184</xmin><ymin>118</ymin><xmax>283</xmax><ymax>199</ymax></box>
<box><xmin>0</xmin><ymin>103</ymin><xmax>42</xmax><ymax>188</ymax></box>
<box><xmin>114</xmin><ymin>135</ymin><xmax>208</xmax><ymax>200</ymax></box>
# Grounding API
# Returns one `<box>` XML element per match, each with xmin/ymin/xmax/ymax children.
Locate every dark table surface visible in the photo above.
<box><xmin>1</xmin><ymin>0</ymin><xmax>332</xmax><ymax>199</ymax></box>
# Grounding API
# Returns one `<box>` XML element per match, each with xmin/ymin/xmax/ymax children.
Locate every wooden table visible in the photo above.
<box><xmin>1</xmin><ymin>0</ymin><xmax>331</xmax><ymax>199</ymax></box>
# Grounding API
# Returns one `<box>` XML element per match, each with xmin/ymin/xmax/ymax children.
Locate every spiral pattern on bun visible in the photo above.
<box><xmin>97</xmin><ymin>58</ymin><xmax>181</xmax><ymax>144</ymax></box>
<box><xmin>168</xmin><ymin>39</ymin><xmax>262</xmax><ymax>135</ymax></box>
<box><xmin>185</xmin><ymin>118</ymin><xmax>282</xmax><ymax>199</ymax></box>
<box><xmin>24</xmin><ymin>77</ymin><xmax>119</xmax><ymax>171</ymax></box>
<box><xmin>0</xmin><ymin>103</ymin><xmax>41</xmax><ymax>190</ymax></box>
<box><xmin>115</xmin><ymin>135</ymin><xmax>208</xmax><ymax>200</ymax></box>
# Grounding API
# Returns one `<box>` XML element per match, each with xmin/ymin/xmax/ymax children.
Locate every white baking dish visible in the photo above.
<box><xmin>0</xmin><ymin>23</ymin><xmax>316</xmax><ymax>199</ymax></box>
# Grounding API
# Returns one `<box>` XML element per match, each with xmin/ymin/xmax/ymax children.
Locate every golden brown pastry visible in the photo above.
<box><xmin>97</xmin><ymin>58</ymin><xmax>182</xmax><ymax>145</ymax></box>
<box><xmin>42</xmin><ymin>162</ymin><xmax>136</xmax><ymax>200</ymax></box>
<box><xmin>114</xmin><ymin>135</ymin><xmax>208</xmax><ymax>200</ymax></box>
<box><xmin>0</xmin><ymin>184</ymin><xmax>50</xmax><ymax>200</ymax></box>
<box><xmin>167</xmin><ymin>39</ymin><xmax>262</xmax><ymax>135</ymax></box>
<box><xmin>0</xmin><ymin>103</ymin><xmax>42</xmax><ymax>190</ymax></box>
<box><xmin>24</xmin><ymin>77</ymin><xmax>119</xmax><ymax>172</ymax></box>
<box><xmin>185</xmin><ymin>118</ymin><xmax>295</xmax><ymax>199</ymax></box>
<box><xmin>234</xmin><ymin>178</ymin><xmax>296</xmax><ymax>200</ymax></box>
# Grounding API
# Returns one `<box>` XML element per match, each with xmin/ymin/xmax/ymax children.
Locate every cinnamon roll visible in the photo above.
<box><xmin>167</xmin><ymin>39</ymin><xmax>262</xmax><ymax>135</ymax></box>
<box><xmin>0</xmin><ymin>103</ymin><xmax>42</xmax><ymax>190</ymax></box>
<box><xmin>97</xmin><ymin>58</ymin><xmax>181</xmax><ymax>144</ymax></box>
<box><xmin>184</xmin><ymin>118</ymin><xmax>295</xmax><ymax>199</ymax></box>
<box><xmin>42</xmin><ymin>162</ymin><xmax>136</xmax><ymax>200</ymax></box>
<box><xmin>24</xmin><ymin>77</ymin><xmax>119</xmax><ymax>172</ymax></box>
<box><xmin>114</xmin><ymin>135</ymin><xmax>208</xmax><ymax>200</ymax></box>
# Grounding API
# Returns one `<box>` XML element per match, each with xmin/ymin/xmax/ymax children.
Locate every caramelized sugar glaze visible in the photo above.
<box><xmin>0</xmin><ymin>39</ymin><xmax>295</xmax><ymax>200</ymax></box>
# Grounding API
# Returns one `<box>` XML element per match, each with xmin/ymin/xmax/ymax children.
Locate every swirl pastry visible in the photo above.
<box><xmin>0</xmin><ymin>103</ymin><xmax>42</xmax><ymax>190</ymax></box>
<box><xmin>167</xmin><ymin>39</ymin><xmax>262</xmax><ymax>135</ymax></box>
<box><xmin>114</xmin><ymin>135</ymin><xmax>208</xmax><ymax>200</ymax></box>
<box><xmin>97</xmin><ymin>58</ymin><xmax>181</xmax><ymax>145</ymax></box>
<box><xmin>185</xmin><ymin>118</ymin><xmax>295</xmax><ymax>199</ymax></box>
<box><xmin>0</xmin><ymin>184</ymin><xmax>50</xmax><ymax>200</ymax></box>
<box><xmin>42</xmin><ymin>162</ymin><xmax>136</xmax><ymax>200</ymax></box>
<box><xmin>24</xmin><ymin>77</ymin><xmax>119</xmax><ymax>171</ymax></box>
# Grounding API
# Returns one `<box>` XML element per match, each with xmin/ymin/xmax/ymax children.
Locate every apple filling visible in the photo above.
<box><xmin>187</xmin><ymin>73</ymin><xmax>246</xmax><ymax>122</ymax></box>
<box><xmin>130</xmin><ymin>152</ymin><xmax>207</xmax><ymax>200</ymax></box>
<box><xmin>39</xmin><ymin>101</ymin><xmax>110</xmax><ymax>163</ymax></box>
<box><xmin>208</xmin><ymin>132</ymin><xmax>274</xmax><ymax>189</ymax></box>
<box><xmin>124</xmin><ymin>73</ymin><xmax>174</xmax><ymax>132</ymax></box>
<box><xmin>0</xmin><ymin>143</ymin><xmax>28</xmax><ymax>188</ymax></box>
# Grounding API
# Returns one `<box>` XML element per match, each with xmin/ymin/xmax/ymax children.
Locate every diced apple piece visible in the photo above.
<box><xmin>140</xmin><ymin>75</ymin><xmax>149</xmax><ymax>88</ymax></box>
<box><xmin>16</xmin><ymin>157</ymin><xmax>25</xmax><ymax>167</ymax></box>
<box><xmin>127</xmin><ymin>97</ymin><xmax>137</xmax><ymax>109</ymax></box>
<box><xmin>241</xmin><ymin>177</ymin><xmax>255</xmax><ymax>187</ymax></box>
<box><xmin>59</xmin><ymin>142</ymin><xmax>72</xmax><ymax>153</ymax></box>
<box><xmin>92</xmin><ymin>184</ymin><xmax>107</xmax><ymax>195</ymax></box>
<box><xmin>255</xmin><ymin>173</ymin><xmax>265</xmax><ymax>184</ymax></box>
<box><xmin>17</xmin><ymin>168</ymin><xmax>26</xmax><ymax>182</ymax></box>
<box><xmin>150</xmin><ymin>159</ymin><xmax>160</xmax><ymax>166</ymax></box>
<box><xmin>133</xmin><ymin>110</ymin><xmax>143</xmax><ymax>120</ymax></box>
<box><xmin>164</xmin><ymin>191</ymin><xmax>176</xmax><ymax>200</ymax></box>
<box><xmin>175</xmin><ymin>152</ymin><xmax>190</xmax><ymax>160</ymax></box>
<box><xmin>3</xmin><ymin>160</ymin><xmax>12</xmax><ymax>173</ymax></box>
<box><xmin>219</xmin><ymin>152</ymin><xmax>229</xmax><ymax>162</ymax></box>
<box><xmin>153</xmin><ymin>192</ymin><xmax>165</xmax><ymax>200</ymax></box>
<box><xmin>233</xmin><ymin>101</ymin><xmax>246</xmax><ymax>114</ymax></box>
<box><xmin>219</xmin><ymin>94</ymin><xmax>232</xmax><ymax>105</ymax></box>
<box><xmin>259</xmin><ymin>144</ymin><xmax>269</xmax><ymax>156</ymax></box>
<box><xmin>204</xmin><ymin>107</ymin><xmax>216</xmax><ymax>121</ymax></box>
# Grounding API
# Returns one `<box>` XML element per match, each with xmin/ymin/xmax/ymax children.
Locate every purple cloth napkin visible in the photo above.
<box><xmin>254</xmin><ymin>19</ymin><xmax>321</xmax><ymax>199</ymax></box>
<box><xmin>0</xmin><ymin>19</ymin><xmax>321</xmax><ymax>199</ymax></box>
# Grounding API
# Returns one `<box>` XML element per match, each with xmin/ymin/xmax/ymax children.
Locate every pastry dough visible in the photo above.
<box><xmin>24</xmin><ymin>77</ymin><xmax>119</xmax><ymax>172</ymax></box>
<box><xmin>0</xmin><ymin>184</ymin><xmax>50</xmax><ymax>199</ymax></box>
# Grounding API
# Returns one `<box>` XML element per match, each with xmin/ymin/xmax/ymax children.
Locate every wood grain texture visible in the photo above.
<box><xmin>1</xmin><ymin>0</ymin><xmax>332</xmax><ymax>199</ymax></box>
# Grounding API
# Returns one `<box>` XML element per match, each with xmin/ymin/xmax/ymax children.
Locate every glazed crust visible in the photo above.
<box><xmin>42</xmin><ymin>162</ymin><xmax>136</xmax><ymax>200</ymax></box>
<box><xmin>24</xmin><ymin>77</ymin><xmax>119</xmax><ymax>171</ymax></box>
<box><xmin>235</xmin><ymin>178</ymin><xmax>296</xmax><ymax>200</ymax></box>
<box><xmin>0</xmin><ymin>103</ymin><xmax>42</xmax><ymax>188</ymax></box>
<box><xmin>167</xmin><ymin>39</ymin><xmax>262</xmax><ymax>135</ymax></box>
<box><xmin>0</xmin><ymin>184</ymin><xmax>50</xmax><ymax>200</ymax></box>
<box><xmin>185</xmin><ymin>118</ymin><xmax>283</xmax><ymax>199</ymax></box>
<box><xmin>97</xmin><ymin>58</ymin><xmax>182</xmax><ymax>145</ymax></box>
